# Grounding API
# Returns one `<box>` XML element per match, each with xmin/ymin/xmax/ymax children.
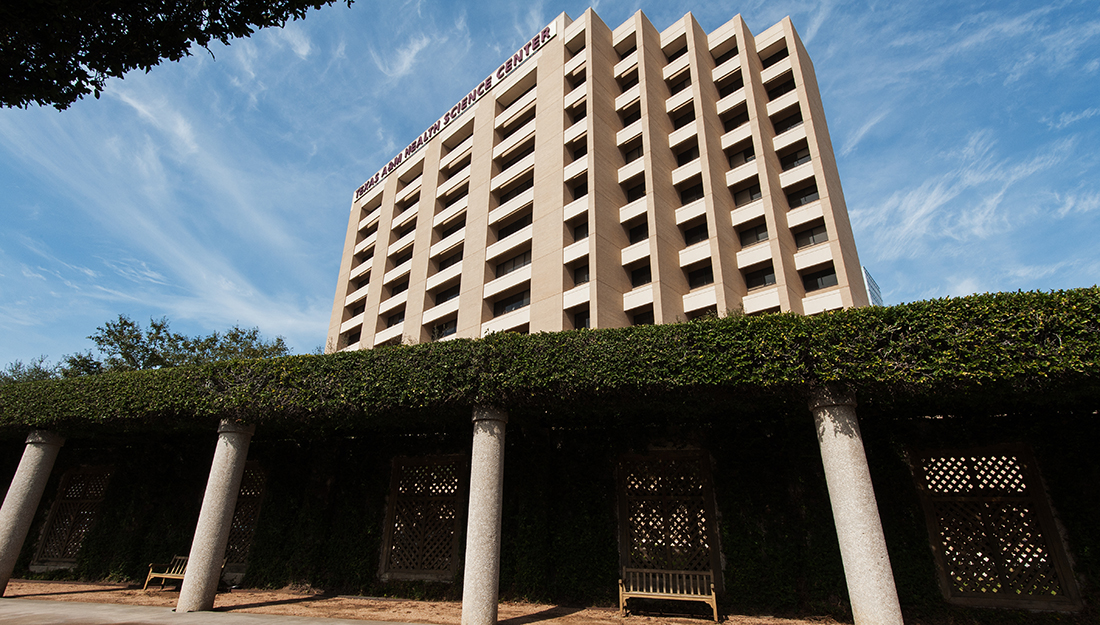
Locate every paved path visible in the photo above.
<box><xmin>0</xmin><ymin>598</ymin><xmax>429</xmax><ymax>625</ymax></box>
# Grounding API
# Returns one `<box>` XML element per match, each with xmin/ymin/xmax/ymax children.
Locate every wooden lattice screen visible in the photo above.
<box><xmin>379</xmin><ymin>455</ymin><xmax>466</xmax><ymax>581</ymax></box>
<box><xmin>910</xmin><ymin>444</ymin><xmax>1081</xmax><ymax>610</ymax></box>
<box><xmin>226</xmin><ymin>462</ymin><xmax>267</xmax><ymax>565</ymax></box>
<box><xmin>616</xmin><ymin>451</ymin><xmax>722</xmax><ymax>593</ymax></box>
<box><xmin>31</xmin><ymin>466</ymin><xmax>113</xmax><ymax>569</ymax></box>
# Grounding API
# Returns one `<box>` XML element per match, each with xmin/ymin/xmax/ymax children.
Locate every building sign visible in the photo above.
<box><xmin>354</xmin><ymin>21</ymin><xmax>558</xmax><ymax>201</ymax></box>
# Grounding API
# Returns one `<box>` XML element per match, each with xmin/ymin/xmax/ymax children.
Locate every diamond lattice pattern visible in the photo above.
<box><xmin>34</xmin><ymin>468</ymin><xmax>113</xmax><ymax>563</ymax></box>
<box><xmin>622</xmin><ymin>456</ymin><xmax>712</xmax><ymax>571</ymax></box>
<box><xmin>384</xmin><ymin>457</ymin><xmax>462</xmax><ymax>575</ymax></box>
<box><xmin>225</xmin><ymin>465</ymin><xmax>267</xmax><ymax>565</ymax></box>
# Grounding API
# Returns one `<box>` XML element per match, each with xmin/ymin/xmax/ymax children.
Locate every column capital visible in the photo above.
<box><xmin>472</xmin><ymin>406</ymin><xmax>508</xmax><ymax>424</ymax></box>
<box><xmin>807</xmin><ymin>386</ymin><xmax>857</xmax><ymax>412</ymax></box>
<box><xmin>217</xmin><ymin>420</ymin><xmax>256</xmax><ymax>436</ymax></box>
<box><xmin>25</xmin><ymin>430</ymin><xmax>65</xmax><ymax>447</ymax></box>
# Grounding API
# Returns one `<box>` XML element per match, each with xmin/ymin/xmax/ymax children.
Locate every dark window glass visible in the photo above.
<box><xmin>668</xmin><ymin>73</ymin><xmax>692</xmax><ymax>95</ymax></box>
<box><xmin>729</xmin><ymin>145</ymin><xmax>756</xmax><ymax>168</ymax></box>
<box><xmin>390</xmin><ymin>279</ymin><xmax>409</xmax><ymax>295</ymax></box>
<box><xmin>633</xmin><ymin>310</ymin><xmax>654</xmax><ymax>325</ymax></box>
<box><xmin>439</xmin><ymin>248</ymin><xmax>463</xmax><ymax>271</ymax></box>
<box><xmin>396</xmin><ymin>222</ymin><xmax>416</xmax><ymax>240</ymax></box>
<box><xmin>498</xmin><ymin>177</ymin><xmax>534</xmax><ymax>204</ymax></box>
<box><xmin>714</xmin><ymin>47</ymin><xmax>738</xmax><ymax>65</ymax></box>
<box><xmin>500</xmin><ymin>144</ymin><xmax>534</xmax><ymax>171</ymax></box>
<box><xmin>619</xmin><ymin>44</ymin><xmax>637</xmax><ymax>60</ymax></box>
<box><xmin>622</xmin><ymin>108</ymin><xmax>641</xmax><ymax>126</ymax></box>
<box><xmin>623</xmin><ymin>144</ymin><xmax>643</xmax><ymax>163</ymax></box>
<box><xmin>683</xmin><ymin>223</ymin><xmax>709</xmax><ymax>245</ymax></box>
<box><xmin>787</xmin><ymin>184</ymin><xmax>820</xmax><ymax>208</ymax></box>
<box><xmin>688</xmin><ymin>265</ymin><xmax>714</xmax><ymax>288</ymax></box>
<box><xmin>795</xmin><ymin>224</ymin><xmax>829</xmax><ymax>248</ymax></box>
<box><xmin>573</xmin><ymin>222</ymin><xmax>589</xmax><ymax>241</ymax></box>
<box><xmin>387</xmin><ymin>310</ymin><xmax>405</xmax><ymax>327</ymax></box>
<box><xmin>672</xmin><ymin>108</ymin><xmax>696</xmax><ymax>129</ymax></box>
<box><xmin>435</xmin><ymin>284</ymin><xmax>460</xmax><ymax>305</ymax></box>
<box><xmin>717</xmin><ymin>76</ymin><xmax>744</xmax><ymax>98</ymax></box>
<box><xmin>626</xmin><ymin>183</ymin><xmax>646</xmax><ymax>202</ymax></box>
<box><xmin>745</xmin><ymin>265</ymin><xmax>776</xmax><ymax>289</ymax></box>
<box><xmin>570</xmin><ymin>105</ymin><xmax>587</xmax><ymax>123</ymax></box>
<box><xmin>780</xmin><ymin>147</ymin><xmax>811</xmax><ymax>170</ymax></box>
<box><xmin>572</xmin><ymin>180</ymin><xmax>588</xmax><ymax>200</ymax></box>
<box><xmin>494</xmin><ymin>290</ymin><xmax>530</xmax><ymax>316</ymax></box>
<box><xmin>498</xmin><ymin>212</ymin><xmax>532</xmax><ymax>239</ymax></box>
<box><xmin>773</xmin><ymin>110</ymin><xmax>804</xmax><ymax>134</ymax></box>
<box><xmin>573</xmin><ymin>143</ymin><xmax>588</xmax><ymax>160</ymax></box>
<box><xmin>734</xmin><ymin>184</ymin><xmax>762</xmax><ymax>206</ymax></box>
<box><xmin>723</xmin><ymin>111</ymin><xmax>749</xmax><ymax>132</ymax></box>
<box><xmin>766</xmin><ymin>78</ymin><xmax>796</xmax><ymax>100</ymax></box>
<box><xmin>631</xmin><ymin>265</ymin><xmax>651</xmax><ymax>288</ymax></box>
<box><xmin>666</xmin><ymin>47</ymin><xmax>687</xmax><ymax>62</ymax></box>
<box><xmin>348</xmin><ymin>303</ymin><xmax>365</xmax><ymax>317</ymax></box>
<box><xmin>443</xmin><ymin>188</ymin><xmax>468</xmax><ymax>208</ymax></box>
<box><xmin>344</xmin><ymin>331</ymin><xmax>361</xmax><ymax>345</ymax></box>
<box><xmin>676</xmin><ymin>145</ymin><xmax>699</xmax><ymax>167</ymax></box>
<box><xmin>433</xmin><ymin>319</ymin><xmax>457</xmax><ymax>338</ymax></box>
<box><xmin>356</xmin><ymin>275</ymin><xmax>371</xmax><ymax>290</ymax></box>
<box><xmin>500</xmin><ymin>110</ymin><xmax>536</xmax><ymax>140</ymax></box>
<box><xmin>574</xmin><ymin>264</ymin><xmax>589</xmax><ymax>285</ymax></box>
<box><xmin>620</xmin><ymin>74</ymin><xmax>639</xmax><ymax>92</ymax></box>
<box><xmin>393</xmin><ymin>250</ymin><xmax>413</xmax><ymax>266</ymax></box>
<box><xmin>739</xmin><ymin>224</ymin><xmax>768</xmax><ymax>247</ymax></box>
<box><xmin>574</xmin><ymin>309</ymin><xmax>591</xmax><ymax>329</ymax></box>
<box><xmin>761</xmin><ymin>47</ymin><xmax>789</xmax><ymax>68</ymax></box>
<box><xmin>440</xmin><ymin>218</ymin><xmax>465</xmax><ymax>239</ymax></box>
<box><xmin>628</xmin><ymin>222</ymin><xmax>648</xmax><ymax>244</ymax></box>
<box><xmin>803</xmin><ymin>267</ymin><xmax>838</xmax><ymax>292</ymax></box>
<box><xmin>680</xmin><ymin>183</ymin><xmax>704</xmax><ymax>205</ymax></box>
<box><xmin>496</xmin><ymin>250</ymin><xmax>532</xmax><ymax>278</ymax></box>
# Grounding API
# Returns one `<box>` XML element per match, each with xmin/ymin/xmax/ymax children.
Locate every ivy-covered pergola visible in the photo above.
<box><xmin>0</xmin><ymin>288</ymin><xmax>1097</xmax><ymax>623</ymax></box>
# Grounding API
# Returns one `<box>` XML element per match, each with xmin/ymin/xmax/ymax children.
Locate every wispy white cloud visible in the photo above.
<box><xmin>1047</xmin><ymin>107</ymin><xmax>1100</xmax><ymax>130</ymax></box>
<box><xmin>370</xmin><ymin>34</ymin><xmax>432</xmax><ymax>78</ymax></box>
<box><xmin>277</xmin><ymin>23</ymin><xmax>313</xmax><ymax>59</ymax></box>
<box><xmin>841</xmin><ymin>109</ymin><xmax>888</xmax><ymax>156</ymax></box>
<box><xmin>20</xmin><ymin>265</ymin><xmax>46</xmax><ymax>280</ymax></box>
<box><xmin>1054</xmin><ymin>190</ymin><xmax>1100</xmax><ymax>217</ymax></box>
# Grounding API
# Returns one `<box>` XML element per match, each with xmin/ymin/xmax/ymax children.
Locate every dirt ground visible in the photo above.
<box><xmin>4</xmin><ymin>580</ymin><xmax>845</xmax><ymax>625</ymax></box>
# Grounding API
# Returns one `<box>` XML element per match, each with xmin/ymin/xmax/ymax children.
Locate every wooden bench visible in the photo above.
<box><xmin>143</xmin><ymin>556</ymin><xmax>189</xmax><ymax>590</ymax></box>
<box><xmin>619</xmin><ymin>568</ymin><xmax>717</xmax><ymax>622</ymax></box>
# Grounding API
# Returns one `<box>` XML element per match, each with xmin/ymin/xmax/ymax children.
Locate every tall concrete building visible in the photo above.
<box><xmin>328</xmin><ymin>9</ymin><xmax>868</xmax><ymax>351</ymax></box>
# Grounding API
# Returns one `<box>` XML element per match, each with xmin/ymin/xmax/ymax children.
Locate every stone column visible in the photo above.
<box><xmin>461</xmin><ymin>407</ymin><xmax>508</xmax><ymax>625</ymax></box>
<box><xmin>177</xmin><ymin>420</ymin><xmax>255</xmax><ymax>613</ymax></box>
<box><xmin>0</xmin><ymin>430</ymin><xmax>65</xmax><ymax>595</ymax></box>
<box><xmin>809</xmin><ymin>390</ymin><xmax>903</xmax><ymax>625</ymax></box>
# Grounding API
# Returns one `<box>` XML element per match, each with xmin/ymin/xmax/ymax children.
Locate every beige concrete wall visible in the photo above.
<box><xmin>326</xmin><ymin>9</ymin><xmax>870</xmax><ymax>351</ymax></box>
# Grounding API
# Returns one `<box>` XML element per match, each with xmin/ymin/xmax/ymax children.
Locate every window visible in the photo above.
<box><xmin>717</xmin><ymin>74</ymin><xmax>744</xmax><ymax>98</ymax></box>
<box><xmin>688</xmin><ymin>265</ymin><xmax>714</xmax><ymax>288</ymax></box>
<box><xmin>623</xmin><ymin>141</ymin><xmax>643</xmax><ymax>163</ymax></box>
<box><xmin>676</xmin><ymin>145</ymin><xmax>699</xmax><ymax>167</ymax></box>
<box><xmin>780</xmin><ymin>146</ymin><xmax>811</xmax><ymax>171</ymax></box>
<box><xmin>733</xmin><ymin>183</ymin><xmax>762</xmax><ymax>206</ymax></box>
<box><xmin>773</xmin><ymin>109</ymin><xmax>804</xmax><ymax>135</ymax></box>
<box><xmin>683</xmin><ymin>223</ymin><xmax>708</xmax><ymax>245</ymax></box>
<box><xmin>621</xmin><ymin>108</ymin><xmax>641</xmax><ymax>126</ymax></box>
<box><xmin>738</xmin><ymin>223</ymin><xmax>768</xmax><ymax>247</ymax></box>
<box><xmin>723</xmin><ymin>111</ymin><xmax>749</xmax><ymax>133</ymax></box>
<box><xmin>574</xmin><ymin>309</ymin><xmax>591</xmax><ymax>329</ymax></box>
<box><xmin>435</xmin><ymin>284</ymin><xmax>460</xmax><ymax>305</ymax></box>
<box><xmin>619</xmin><ymin>44</ymin><xmax>637</xmax><ymax>60</ymax></box>
<box><xmin>440</xmin><ymin>218</ymin><xmax>465</xmax><ymax>239</ymax></box>
<box><xmin>572</xmin><ymin>180</ymin><xmax>589</xmax><ymax>200</ymax></box>
<box><xmin>396</xmin><ymin>221</ymin><xmax>417</xmax><ymax>240</ymax></box>
<box><xmin>620</xmin><ymin>72</ymin><xmax>639</xmax><ymax>92</ymax></box>
<box><xmin>672</xmin><ymin>107</ymin><xmax>696</xmax><ymax>129</ymax></box>
<box><xmin>668</xmin><ymin>72</ymin><xmax>692</xmax><ymax>95</ymax></box>
<box><xmin>498</xmin><ymin>176</ymin><xmax>534</xmax><ymax>204</ymax></box>
<box><xmin>442</xmin><ymin>188</ymin><xmax>468</xmax><ymax>208</ymax></box>
<box><xmin>794</xmin><ymin>224</ymin><xmax>828</xmax><ymax>248</ymax></box>
<box><xmin>390</xmin><ymin>279</ymin><xmax>409</xmax><ymax>295</ymax></box>
<box><xmin>348</xmin><ymin>303</ymin><xmax>366</xmax><ymax>317</ymax></box>
<box><xmin>626</xmin><ymin>182</ymin><xmax>646</xmax><ymax>203</ymax></box>
<box><xmin>761</xmin><ymin>46</ymin><xmax>789</xmax><ymax>68</ymax></box>
<box><xmin>387</xmin><ymin>310</ymin><xmax>405</xmax><ymax>327</ymax></box>
<box><xmin>500</xmin><ymin>109</ymin><xmax>536</xmax><ymax>141</ymax></box>
<box><xmin>680</xmin><ymin>183</ymin><xmax>704</xmax><ymax>205</ymax></box>
<box><xmin>745</xmin><ymin>265</ymin><xmax>776</xmax><ymax>289</ymax></box>
<box><xmin>729</xmin><ymin>145</ymin><xmax>755</xmax><ymax>168</ymax></box>
<box><xmin>500</xmin><ymin>143</ymin><xmax>534</xmax><ymax>172</ymax></box>
<box><xmin>628</xmin><ymin>221</ymin><xmax>648</xmax><ymax>244</ymax></box>
<box><xmin>787</xmin><ymin>183</ymin><xmax>820</xmax><ymax>208</ymax></box>
<box><xmin>392</xmin><ymin>250</ymin><xmax>413</xmax><ymax>267</ymax></box>
<box><xmin>714</xmin><ymin>46</ymin><xmax>738</xmax><ymax>65</ymax></box>
<box><xmin>342</xmin><ymin>330</ymin><xmax>361</xmax><ymax>346</ymax></box>
<box><xmin>439</xmin><ymin>248</ymin><xmax>463</xmax><ymax>271</ymax></box>
<box><xmin>632</xmin><ymin>310</ymin><xmax>654</xmax><ymax>325</ymax></box>
<box><xmin>572</xmin><ymin>142</ymin><xmax>588</xmax><ymax>160</ymax></box>
<box><xmin>494</xmin><ymin>290</ymin><xmax>530</xmax><ymax>316</ymax></box>
<box><xmin>630</xmin><ymin>265</ymin><xmax>651</xmax><ymax>288</ymax></box>
<box><xmin>802</xmin><ymin>266</ymin><xmax>838</xmax><ymax>292</ymax></box>
<box><xmin>574</xmin><ymin>264</ymin><xmax>589</xmax><ymax>285</ymax></box>
<box><xmin>766</xmin><ymin>77</ymin><xmax>796</xmax><ymax>100</ymax></box>
<box><xmin>433</xmin><ymin>319</ymin><xmax>457</xmax><ymax>339</ymax></box>
<box><xmin>356</xmin><ymin>275</ymin><xmax>371</xmax><ymax>291</ymax></box>
<box><xmin>496</xmin><ymin>250</ymin><xmax>532</xmax><ymax>278</ymax></box>
<box><xmin>570</xmin><ymin>105</ymin><xmax>587</xmax><ymax>124</ymax></box>
<box><xmin>573</xmin><ymin>221</ymin><xmax>589</xmax><ymax>241</ymax></box>
<box><xmin>498</xmin><ymin>212</ymin><xmax>532</xmax><ymax>239</ymax></box>
<box><xmin>569</xmin><ymin>70</ymin><xmax>587</xmax><ymax>90</ymax></box>
<box><xmin>666</xmin><ymin>46</ymin><xmax>687</xmax><ymax>62</ymax></box>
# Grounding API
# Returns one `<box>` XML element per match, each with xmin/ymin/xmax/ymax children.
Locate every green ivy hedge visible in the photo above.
<box><xmin>1</xmin><ymin>288</ymin><xmax>1098</xmax><ymax>436</ymax></box>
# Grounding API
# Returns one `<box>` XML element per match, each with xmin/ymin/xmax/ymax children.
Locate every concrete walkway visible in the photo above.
<box><xmin>0</xmin><ymin>598</ymin><xmax>430</xmax><ymax>625</ymax></box>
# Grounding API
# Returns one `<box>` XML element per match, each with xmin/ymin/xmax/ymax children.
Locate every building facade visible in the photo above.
<box><xmin>328</xmin><ymin>9</ymin><xmax>869</xmax><ymax>351</ymax></box>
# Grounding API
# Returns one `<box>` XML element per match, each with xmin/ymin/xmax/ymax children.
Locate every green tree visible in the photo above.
<box><xmin>1</xmin><ymin>0</ymin><xmax>353</xmax><ymax>110</ymax></box>
<box><xmin>0</xmin><ymin>355</ymin><xmax>61</xmax><ymax>386</ymax></box>
<box><xmin>61</xmin><ymin>314</ymin><xmax>290</xmax><ymax>375</ymax></box>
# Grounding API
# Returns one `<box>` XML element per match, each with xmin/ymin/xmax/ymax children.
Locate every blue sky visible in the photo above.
<box><xmin>1</xmin><ymin>0</ymin><xmax>1098</xmax><ymax>365</ymax></box>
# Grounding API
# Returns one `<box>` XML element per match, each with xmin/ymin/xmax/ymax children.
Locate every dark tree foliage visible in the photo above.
<box><xmin>1</xmin><ymin>0</ymin><xmax>353</xmax><ymax>110</ymax></box>
<box><xmin>61</xmin><ymin>314</ymin><xmax>290</xmax><ymax>375</ymax></box>
<box><xmin>0</xmin><ymin>356</ymin><xmax>60</xmax><ymax>386</ymax></box>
